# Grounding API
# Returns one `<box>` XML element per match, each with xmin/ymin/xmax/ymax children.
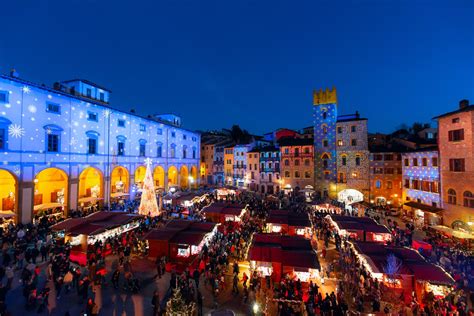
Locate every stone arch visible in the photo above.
<box><xmin>110</xmin><ymin>166</ymin><xmax>129</xmax><ymax>194</ymax></box>
<box><xmin>168</xmin><ymin>166</ymin><xmax>178</xmax><ymax>187</ymax></box>
<box><xmin>190</xmin><ymin>165</ymin><xmax>198</xmax><ymax>189</ymax></box>
<box><xmin>78</xmin><ymin>166</ymin><xmax>103</xmax><ymax>200</ymax></box>
<box><xmin>34</xmin><ymin>167</ymin><xmax>68</xmax><ymax>216</ymax></box>
<box><xmin>0</xmin><ymin>168</ymin><xmax>18</xmax><ymax>221</ymax></box>
<box><xmin>180</xmin><ymin>165</ymin><xmax>189</xmax><ymax>189</ymax></box>
<box><xmin>153</xmin><ymin>166</ymin><xmax>165</xmax><ymax>189</ymax></box>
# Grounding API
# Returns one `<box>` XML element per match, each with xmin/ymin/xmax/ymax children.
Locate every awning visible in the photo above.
<box><xmin>404</xmin><ymin>201</ymin><xmax>443</xmax><ymax>214</ymax></box>
<box><xmin>431</xmin><ymin>225</ymin><xmax>474</xmax><ymax>239</ymax></box>
<box><xmin>408</xmin><ymin>263</ymin><xmax>454</xmax><ymax>286</ymax></box>
<box><xmin>78</xmin><ymin>197</ymin><xmax>103</xmax><ymax>204</ymax></box>
<box><xmin>34</xmin><ymin>203</ymin><xmax>63</xmax><ymax>211</ymax></box>
<box><xmin>0</xmin><ymin>211</ymin><xmax>16</xmax><ymax>219</ymax></box>
<box><xmin>110</xmin><ymin>193</ymin><xmax>130</xmax><ymax>198</ymax></box>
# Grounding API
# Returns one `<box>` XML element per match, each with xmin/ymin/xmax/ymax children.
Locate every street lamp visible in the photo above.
<box><xmin>253</xmin><ymin>303</ymin><xmax>259</xmax><ymax>315</ymax></box>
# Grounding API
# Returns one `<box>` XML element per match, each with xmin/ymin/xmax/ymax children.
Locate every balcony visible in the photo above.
<box><xmin>259</xmin><ymin>167</ymin><xmax>280</xmax><ymax>173</ymax></box>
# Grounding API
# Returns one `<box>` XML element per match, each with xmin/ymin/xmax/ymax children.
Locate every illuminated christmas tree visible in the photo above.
<box><xmin>138</xmin><ymin>158</ymin><xmax>160</xmax><ymax>217</ymax></box>
<box><xmin>165</xmin><ymin>287</ymin><xmax>196</xmax><ymax>316</ymax></box>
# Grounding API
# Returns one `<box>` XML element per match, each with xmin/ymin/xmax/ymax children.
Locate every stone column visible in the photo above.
<box><xmin>69</xmin><ymin>178</ymin><xmax>79</xmax><ymax>213</ymax></box>
<box><xmin>164</xmin><ymin>173</ymin><xmax>169</xmax><ymax>192</ymax></box>
<box><xmin>104</xmin><ymin>176</ymin><xmax>111</xmax><ymax>209</ymax></box>
<box><xmin>18</xmin><ymin>181</ymin><xmax>34</xmax><ymax>224</ymax></box>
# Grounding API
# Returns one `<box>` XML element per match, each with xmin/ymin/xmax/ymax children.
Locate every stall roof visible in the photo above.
<box><xmin>351</xmin><ymin>241</ymin><xmax>454</xmax><ymax>285</ymax></box>
<box><xmin>51</xmin><ymin>212</ymin><xmax>141</xmax><ymax>235</ymax></box>
<box><xmin>144</xmin><ymin>228</ymin><xmax>181</xmax><ymax>241</ymax></box>
<box><xmin>328</xmin><ymin>215</ymin><xmax>390</xmax><ymax>234</ymax></box>
<box><xmin>282</xmin><ymin>250</ymin><xmax>320</xmax><ymax>270</ymax></box>
<box><xmin>404</xmin><ymin>201</ymin><xmax>443</xmax><ymax>214</ymax></box>
<box><xmin>267</xmin><ymin>210</ymin><xmax>311</xmax><ymax>228</ymax></box>
<box><xmin>430</xmin><ymin>225</ymin><xmax>474</xmax><ymax>239</ymax></box>
<box><xmin>145</xmin><ymin>220</ymin><xmax>217</xmax><ymax>245</ymax></box>
<box><xmin>170</xmin><ymin>232</ymin><xmax>206</xmax><ymax>246</ymax></box>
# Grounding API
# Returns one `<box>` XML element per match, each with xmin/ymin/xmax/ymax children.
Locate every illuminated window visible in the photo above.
<box><xmin>305</xmin><ymin>171</ymin><xmax>311</xmax><ymax>178</ymax></box>
<box><xmin>337</xmin><ymin>140</ymin><xmax>343</xmax><ymax>146</ymax></box>
<box><xmin>463</xmin><ymin>191</ymin><xmax>474</xmax><ymax>208</ymax></box>
<box><xmin>448</xmin><ymin>189</ymin><xmax>457</xmax><ymax>205</ymax></box>
<box><xmin>386</xmin><ymin>181</ymin><xmax>393</xmax><ymax>189</ymax></box>
<box><xmin>338</xmin><ymin>172</ymin><xmax>346</xmax><ymax>183</ymax></box>
<box><xmin>323</xmin><ymin>125</ymin><xmax>328</xmax><ymax>134</ymax></box>
<box><xmin>375</xmin><ymin>180</ymin><xmax>382</xmax><ymax>189</ymax></box>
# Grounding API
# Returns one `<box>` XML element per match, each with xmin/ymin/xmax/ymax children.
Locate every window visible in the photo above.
<box><xmin>341</xmin><ymin>156</ymin><xmax>347</xmax><ymax>166</ymax></box>
<box><xmin>463</xmin><ymin>191</ymin><xmax>474</xmax><ymax>208</ymax></box>
<box><xmin>337</xmin><ymin>140</ymin><xmax>343</xmax><ymax>146</ymax></box>
<box><xmin>351</xmin><ymin>126</ymin><xmax>356</xmax><ymax>133</ymax></box>
<box><xmin>324</xmin><ymin>171</ymin><xmax>330</xmax><ymax>180</ymax></box>
<box><xmin>285</xmin><ymin>171</ymin><xmax>290</xmax><ymax>178</ymax></box>
<box><xmin>375</xmin><ymin>180</ymin><xmax>382</xmax><ymax>189</ymax></box>
<box><xmin>412</xmin><ymin>180</ymin><xmax>420</xmax><ymax>190</ymax></box>
<box><xmin>118</xmin><ymin>119</ymin><xmax>125</xmax><ymax>128</ymax></box>
<box><xmin>157</xmin><ymin>142</ymin><xmax>163</xmax><ymax>157</ymax></box>
<box><xmin>87</xmin><ymin>111</ymin><xmax>98</xmax><ymax>122</ymax></box>
<box><xmin>432</xmin><ymin>157</ymin><xmax>438</xmax><ymax>167</ymax></box>
<box><xmin>384</xmin><ymin>168</ymin><xmax>394</xmax><ymax>174</ymax></box>
<box><xmin>404</xmin><ymin>179</ymin><xmax>410</xmax><ymax>188</ymax></box>
<box><xmin>304</xmin><ymin>147</ymin><xmax>310</xmax><ymax>154</ymax></box>
<box><xmin>157</xmin><ymin>128</ymin><xmax>163</xmax><ymax>135</ymax></box>
<box><xmin>183</xmin><ymin>134</ymin><xmax>187</xmax><ymax>140</ymax></box>
<box><xmin>338</xmin><ymin>172</ymin><xmax>346</xmax><ymax>183</ymax></box>
<box><xmin>46</xmin><ymin>102</ymin><xmax>61</xmax><ymax>114</ymax></box>
<box><xmin>171</xmin><ymin>132</ymin><xmax>176</xmax><ymax>138</ymax></box>
<box><xmin>47</xmin><ymin>134</ymin><xmax>59</xmax><ymax>152</ymax></box>
<box><xmin>294</xmin><ymin>159</ymin><xmax>300</xmax><ymax>166</ymax></box>
<box><xmin>448</xmin><ymin>129</ymin><xmax>464</xmax><ymax>142</ymax></box>
<box><xmin>0</xmin><ymin>128</ymin><xmax>5</xmax><ymax>150</ymax></box>
<box><xmin>284</xmin><ymin>159</ymin><xmax>289</xmax><ymax>166</ymax></box>
<box><xmin>192</xmin><ymin>147</ymin><xmax>196</xmax><ymax>159</ymax></box>
<box><xmin>422</xmin><ymin>158</ymin><xmax>427</xmax><ymax>166</ymax></box>
<box><xmin>294</xmin><ymin>148</ymin><xmax>299</xmax><ymax>157</ymax></box>
<box><xmin>139</xmin><ymin>124</ymin><xmax>146</xmax><ymax>132</ymax></box>
<box><xmin>294</xmin><ymin>171</ymin><xmax>300</xmax><ymax>178</ymax></box>
<box><xmin>305</xmin><ymin>171</ymin><xmax>311</xmax><ymax>178</ymax></box>
<box><xmin>322</xmin><ymin>126</ymin><xmax>328</xmax><ymax>134</ymax></box>
<box><xmin>192</xmin><ymin>136</ymin><xmax>197</xmax><ymax>141</ymax></box>
<box><xmin>183</xmin><ymin>146</ymin><xmax>187</xmax><ymax>158</ymax></box>
<box><xmin>44</xmin><ymin>125</ymin><xmax>62</xmax><ymax>153</ymax></box>
<box><xmin>170</xmin><ymin>144</ymin><xmax>176</xmax><ymax>158</ymax></box>
<box><xmin>431</xmin><ymin>182</ymin><xmax>439</xmax><ymax>193</ymax></box>
<box><xmin>337</xmin><ymin>127</ymin><xmax>342</xmax><ymax>134</ymax></box>
<box><xmin>352</xmin><ymin>172</ymin><xmax>358</xmax><ymax>178</ymax></box>
<box><xmin>323</xmin><ymin>140</ymin><xmax>328</xmax><ymax>147</ymax></box>
<box><xmin>355</xmin><ymin>155</ymin><xmax>361</xmax><ymax>166</ymax></box>
<box><xmin>374</xmin><ymin>154</ymin><xmax>383</xmax><ymax>161</ymax></box>
<box><xmin>413</xmin><ymin>158</ymin><xmax>418</xmax><ymax>166</ymax></box>
<box><xmin>117</xmin><ymin>135</ymin><xmax>126</xmax><ymax>156</ymax></box>
<box><xmin>374</xmin><ymin>167</ymin><xmax>383</xmax><ymax>174</ymax></box>
<box><xmin>87</xmin><ymin>138</ymin><xmax>97</xmax><ymax>154</ymax></box>
<box><xmin>452</xmin><ymin>118</ymin><xmax>460</xmax><ymax>123</ymax></box>
<box><xmin>99</xmin><ymin>92</ymin><xmax>105</xmax><ymax>101</ymax></box>
<box><xmin>0</xmin><ymin>91</ymin><xmax>8</xmax><ymax>103</ymax></box>
<box><xmin>260</xmin><ymin>163</ymin><xmax>265</xmax><ymax>170</ymax></box>
<box><xmin>322</xmin><ymin>153</ymin><xmax>329</xmax><ymax>168</ymax></box>
<box><xmin>449</xmin><ymin>158</ymin><xmax>465</xmax><ymax>172</ymax></box>
<box><xmin>304</xmin><ymin>159</ymin><xmax>310</xmax><ymax>166</ymax></box>
<box><xmin>139</xmin><ymin>140</ymin><xmax>146</xmax><ymax>157</ymax></box>
<box><xmin>86</xmin><ymin>88</ymin><xmax>92</xmax><ymax>97</ymax></box>
<box><xmin>448</xmin><ymin>189</ymin><xmax>456</xmax><ymax>205</ymax></box>
<box><xmin>404</xmin><ymin>159</ymin><xmax>409</xmax><ymax>166</ymax></box>
<box><xmin>351</xmin><ymin>139</ymin><xmax>357</xmax><ymax>146</ymax></box>
<box><xmin>384</xmin><ymin>154</ymin><xmax>393</xmax><ymax>161</ymax></box>
<box><xmin>421</xmin><ymin>181</ymin><xmax>430</xmax><ymax>192</ymax></box>
<box><xmin>322</xmin><ymin>111</ymin><xmax>327</xmax><ymax>119</ymax></box>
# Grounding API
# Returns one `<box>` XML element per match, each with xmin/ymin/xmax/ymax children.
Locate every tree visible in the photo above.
<box><xmin>165</xmin><ymin>287</ymin><xmax>196</xmax><ymax>316</ymax></box>
<box><xmin>229</xmin><ymin>125</ymin><xmax>252</xmax><ymax>144</ymax></box>
<box><xmin>138</xmin><ymin>158</ymin><xmax>160</xmax><ymax>217</ymax></box>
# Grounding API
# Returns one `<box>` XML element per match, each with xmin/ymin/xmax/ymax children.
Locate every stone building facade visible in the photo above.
<box><xmin>369</xmin><ymin>151</ymin><xmax>403</xmax><ymax>207</ymax></box>
<box><xmin>434</xmin><ymin>100</ymin><xmax>474</xmax><ymax>229</ymax></box>
<box><xmin>279</xmin><ymin>138</ymin><xmax>314</xmax><ymax>191</ymax></box>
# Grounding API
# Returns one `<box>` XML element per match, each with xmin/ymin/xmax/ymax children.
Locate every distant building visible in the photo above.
<box><xmin>313</xmin><ymin>88</ymin><xmax>369</xmax><ymax>202</ymax></box>
<box><xmin>434</xmin><ymin>99</ymin><xmax>474</xmax><ymax>229</ymax></box>
<box><xmin>401</xmin><ymin>147</ymin><xmax>442</xmax><ymax>226</ymax></box>
<box><xmin>279</xmin><ymin>137</ymin><xmax>314</xmax><ymax>191</ymax></box>
<box><xmin>247</xmin><ymin>149</ymin><xmax>260</xmax><ymax>191</ymax></box>
<box><xmin>257</xmin><ymin>146</ymin><xmax>281</xmax><ymax>194</ymax></box>
<box><xmin>369</xmin><ymin>147</ymin><xmax>403</xmax><ymax>207</ymax></box>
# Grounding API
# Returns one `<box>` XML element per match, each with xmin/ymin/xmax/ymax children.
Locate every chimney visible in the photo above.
<box><xmin>355</xmin><ymin>110</ymin><xmax>359</xmax><ymax>118</ymax></box>
<box><xmin>10</xmin><ymin>68</ymin><xmax>19</xmax><ymax>78</ymax></box>
<box><xmin>459</xmin><ymin>99</ymin><xmax>469</xmax><ymax>109</ymax></box>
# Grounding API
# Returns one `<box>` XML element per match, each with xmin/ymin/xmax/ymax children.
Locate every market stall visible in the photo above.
<box><xmin>326</xmin><ymin>215</ymin><xmax>392</xmax><ymax>243</ymax></box>
<box><xmin>248</xmin><ymin>234</ymin><xmax>320</xmax><ymax>283</ymax></box>
<box><xmin>0</xmin><ymin>211</ymin><xmax>15</xmax><ymax>228</ymax></box>
<box><xmin>265</xmin><ymin>210</ymin><xmax>312</xmax><ymax>238</ymax></box>
<box><xmin>144</xmin><ymin>220</ymin><xmax>218</xmax><ymax>261</ymax></box>
<box><xmin>403</xmin><ymin>201</ymin><xmax>443</xmax><ymax>227</ymax></box>
<box><xmin>310</xmin><ymin>202</ymin><xmax>343</xmax><ymax>214</ymax></box>
<box><xmin>348</xmin><ymin>241</ymin><xmax>454</xmax><ymax>304</ymax></box>
<box><xmin>201</xmin><ymin>202</ymin><xmax>248</xmax><ymax>224</ymax></box>
<box><xmin>429</xmin><ymin>225</ymin><xmax>474</xmax><ymax>249</ymax></box>
<box><xmin>51</xmin><ymin>211</ymin><xmax>142</xmax><ymax>252</ymax></box>
<box><xmin>33</xmin><ymin>202</ymin><xmax>64</xmax><ymax>218</ymax></box>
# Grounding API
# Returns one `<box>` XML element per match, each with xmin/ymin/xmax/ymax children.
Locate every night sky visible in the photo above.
<box><xmin>1</xmin><ymin>0</ymin><xmax>473</xmax><ymax>134</ymax></box>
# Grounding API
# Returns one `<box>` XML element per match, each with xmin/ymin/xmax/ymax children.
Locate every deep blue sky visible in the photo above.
<box><xmin>1</xmin><ymin>0</ymin><xmax>473</xmax><ymax>134</ymax></box>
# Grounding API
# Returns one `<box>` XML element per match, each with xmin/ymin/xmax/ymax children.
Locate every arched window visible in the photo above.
<box><xmin>322</xmin><ymin>111</ymin><xmax>327</xmax><ymax>120</ymax></box>
<box><xmin>116</xmin><ymin>135</ymin><xmax>127</xmax><ymax>156</ymax></box>
<box><xmin>86</xmin><ymin>131</ymin><xmax>100</xmax><ymax>154</ymax></box>
<box><xmin>284</xmin><ymin>159</ymin><xmax>289</xmax><ymax>166</ymax></box>
<box><xmin>322</xmin><ymin>124</ymin><xmax>328</xmax><ymax>135</ymax></box>
<box><xmin>183</xmin><ymin>145</ymin><xmax>187</xmax><ymax>159</ymax></box>
<box><xmin>139</xmin><ymin>139</ymin><xmax>147</xmax><ymax>157</ymax></box>
<box><xmin>341</xmin><ymin>155</ymin><xmax>347</xmax><ymax>166</ymax></box>
<box><xmin>463</xmin><ymin>191</ymin><xmax>474</xmax><ymax>208</ymax></box>
<box><xmin>375</xmin><ymin>180</ymin><xmax>382</xmax><ymax>188</ymax></box>
<box><xmin>447</xmin><ymin>189</ymin><xmax>456</xmax><ymax>205</ymax></box>
<box><xmin>156</xmin><ymin>142</ymin><xmax>163</xmax><ymax>158</ymax></box>
<box><xmin>170</xmin><ymin>143</ymin><xmax>176</xmax><ymax>158</ymax></box>
<box><xmin>192</xmin><ymin>146</ymin><xmax>197</xmax><ymax>159</ymax></box>
<box><xmin>322</xmin><ymin>153</ymin><xmax>330</xmax><ymax>169</ymax></box>
<box><xmin>284</xmin><ymin>171</ymin><xmax>290</xmax><ymax>178</ymax></box>
<box><xmin>294</xmin><ymin>159</ymin><xmax>300</xmax><ymax>166</ymax></box>
<box><xmin>294</xmin><ymin>171</ymin><xmax>300</xmax><ymax>178</ymax></box>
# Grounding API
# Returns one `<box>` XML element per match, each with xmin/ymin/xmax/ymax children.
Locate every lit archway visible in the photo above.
<box><xmin>34</xmin><ymin>167</ymin><xmax>68</xmax><ymax>216</ymax></box>
<box><xmin>0</xmin><ymin>169</ymin><xmax>18</xmax><ymax>219</ymax></box>
<box><xmin>190</xmin><ymin>166</ymin><xmax>198</xmax><ymax>189</ymax></box>
<box><xmin>337</xmin><ymin>189</ymin><xmax>364</xmax><ymax>205</ymax></box>
<box><xmin>180</xmin><ymin>166</ymin><xmax>189</xmax><ymax>189</ymax></box>
<box><xmin>134</xmin><ymin>166</ymin><xmax>146</xmax><ymax>189</ymax></box>
<box><xmin>110</xmin><ymin>166</ymin><xmax>129</xmax><ymax>195</ymax></box>
<box><xmin>78</xmin><ymin>167</ymin><xmax>103</xmax><ymax>199</ymax></box>
<box><xmin>168</xmin><ymin>166</ymin><xmax>178</xmax><ymax>187</ymax></box>
<box><xmin>153</xmin><ymin>166</ymin><xmax>165</xmax><ymax>189</ymax></box>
